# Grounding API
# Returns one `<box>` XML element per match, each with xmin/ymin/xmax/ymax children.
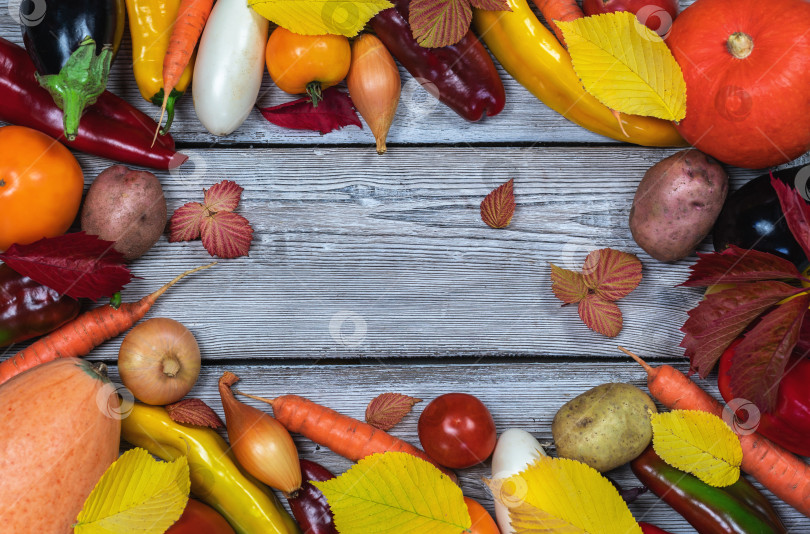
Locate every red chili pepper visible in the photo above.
<box><xmin>718</xmin><ymin>338</ymin><xmax>810</xmax><ymax>457</ymax></box>
<box><xmin>370</xmin><ymin>0</ymin><xmax>505</xmax><ymax>122</ymax></box>
<box><xmin>286</xmin><ymin>459</ymin><xmax>337</xmax><ymax>534</ymax></box>
<box><xmin>640</xmin><ymin>523</ymin><xmax>674</xmax><ymax>534</ymax></box>
<box><xmin>0</xmin><ymin>37</ymin><xmax>185</xmax><ymax>170</ymax></box>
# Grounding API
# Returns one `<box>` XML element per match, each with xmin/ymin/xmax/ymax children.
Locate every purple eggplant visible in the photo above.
<box><xmin>287</xmin><ymin>460</ymin><xmax>338</xmax><ymax>534</ymax></box>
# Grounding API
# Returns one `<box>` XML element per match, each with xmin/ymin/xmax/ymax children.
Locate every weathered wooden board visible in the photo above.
<box><xmin>108</xmin><ymin>361</ymin><xmax>809</xmax><ymax>531</ymax></box>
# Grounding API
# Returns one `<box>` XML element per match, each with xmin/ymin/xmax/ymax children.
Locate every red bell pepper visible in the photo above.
<box><xmin>370</xmin><ymin>0</ymin><xmax>505</xmax><ymax>122</ymax></box>
<box><xmin>0</xmin><ymin>37</ymin><xmax>185</xmax><ymax>170</ymax></box>
<box><xmin>718</xmin><ymin>338</ymin><xmax>810</xmax><ymax>457</ymax></box>
<box><xmin>640</xmin><ymin>523</ymin><xmax>674</xmax><ymax>534</ymax></box>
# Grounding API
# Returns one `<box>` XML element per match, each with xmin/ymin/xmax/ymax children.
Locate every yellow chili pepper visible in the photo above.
<box><xmin>472</xmin><ymin>0</ymin><xmax>687</xmax><ymax>147</ymax></box>
<box><xmin>121</xmin><ymin>403</ymin><xmax>301</xmax><ymax>534</ymax></box>
<box><xmin>125</xmin><ymin>0</ymin><xmax>194</xmax><ymax>133</ymax></box>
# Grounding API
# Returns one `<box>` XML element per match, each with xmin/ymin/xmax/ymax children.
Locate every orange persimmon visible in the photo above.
<box><xmin>465</xmin><ymin>497</ymin><xmax>500</xmax><ymax>534</ymax></box>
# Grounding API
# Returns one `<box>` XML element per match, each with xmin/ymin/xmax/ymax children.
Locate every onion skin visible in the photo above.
<box><xmin>218</xmin><ymin>371</ymin><xmax>302</xmax><ymax>495</ymax></box>
<box><xmin>346</xmin><ymin>34</ymin><xmax>400</xmax><ymax>155</ymax></box>
<box><xmin>118</xmin><ymin>317</ymin><xmax>200</xmax><ymax>405</ymax></box>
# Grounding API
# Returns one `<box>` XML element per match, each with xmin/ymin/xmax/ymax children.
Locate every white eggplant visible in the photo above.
<box><xmin>489</xmin><ymin>428</ymin><xmax>547</xmax><ymax>534</ymax></box>
<box><xmin>192</xmin><ymin>0</ymin><xmax>268</xmax><ymax>136</ymax></box>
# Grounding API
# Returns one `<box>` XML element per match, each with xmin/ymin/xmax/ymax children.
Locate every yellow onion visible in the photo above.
<box><xmin>218</xmin><ymin>371</ymin><xmax>302</xmax><ymax>495</ymax></box>
<box><xmin>346</xmin><ymin>34</ymin><xmax>401</xmax><ymax>154</ymax></box>
<box><xmin>118</xmin><ymin>317</ymin><xmax>201</xmax><ymax>405</ymax></box>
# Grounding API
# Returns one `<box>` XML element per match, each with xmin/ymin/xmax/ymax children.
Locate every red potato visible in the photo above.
<box><xmin>583</xmin><ymin>0</ymin><xmax>679</xmax><ymax>34</ymax></box>
<box><xmin>629</xmin><ymin>149</ymin><xmax>728</xmax><ymax>262</ymax></box>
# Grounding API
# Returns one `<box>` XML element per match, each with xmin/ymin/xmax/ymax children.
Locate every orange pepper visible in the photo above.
<box><xmin>265</xmin><ymin>27</ymin><xmax>350</xmax><ymax>105</ymax></box>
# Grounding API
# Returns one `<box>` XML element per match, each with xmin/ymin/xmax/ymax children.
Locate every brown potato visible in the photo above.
<box><xmin>81</xmin><ymin>165</ymin><xmax>167</xmax><ymax>261</ymax></box>
<box><xmin>629</xmin><ymin>150</ymin><xmax>728</xmax><ymax>262</ymax></box>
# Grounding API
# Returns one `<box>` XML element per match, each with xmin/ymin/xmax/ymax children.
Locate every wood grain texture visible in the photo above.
<box><xmin>108</xmin><ymin>361</ymin><xmax>808</xmax><ymax>532</ymax></box>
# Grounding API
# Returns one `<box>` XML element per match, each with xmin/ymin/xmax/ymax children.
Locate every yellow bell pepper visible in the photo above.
<box><xmin>121</xmin><ymin>403</ymin><xmax>300</xmax><ymax>534</ymax></box>
<box><xmin>125</xmin><ymin>0</ymin><xmax>194</xmax><ymax>133</ymax></box>
<box><xmin>472</xmin><ymin>0</ymin><xmax>687</xmax><ymax>147</ymax></box>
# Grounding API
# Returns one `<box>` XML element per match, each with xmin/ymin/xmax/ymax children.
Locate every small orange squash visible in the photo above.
<box><xmin>0</xmin><ymin>358</ymin><xmax>121</xmax><ymax>533</ymax></box>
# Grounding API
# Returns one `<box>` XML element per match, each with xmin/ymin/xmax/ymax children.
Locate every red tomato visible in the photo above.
<box><xmin>582</xmin><ymin>0</ymin><xmax>679</xmax><ymax>35</ymax></box>
<box><xmin>166</xmin><ymin>499</ymin><xmax>235</xmax><ymax>534</ymax></box>
<box><xmin>464</xmin><ymin>497</ymin><xmax>499</xmax><ymax>534</ymax></box>
<box><xmin>417</xmin><ymin>393</ymin><xmax>496</xmax><ymax>469</ymax></box>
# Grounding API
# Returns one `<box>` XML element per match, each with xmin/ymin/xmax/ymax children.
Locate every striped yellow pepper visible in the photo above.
<box><xmin>125</xmin><ymin>0</ymin><xmax>194</xmax><ymax>133</ymax></box>
<box><xmin>473</xmin><ymin>0</ymin><xmax>687</xmax><ymax>147</ymax></box>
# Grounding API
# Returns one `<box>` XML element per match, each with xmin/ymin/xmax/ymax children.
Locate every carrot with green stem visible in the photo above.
<box><xmin>0</xmin><ymin>263</ymin><xmax>215</xmax><ymax>385</ymax></box>
<box><xmin>153</xmin><ymin>0</ymin><xmax>215</xmax><ymax>143</ymax></box>
<box><xmin>238</xmin><ymin>391</ymin><xmax>458</xmax><ymax>481</ymax></box>
<box><xmin>619</xmin><ymin>346</ymin><xmax>810</xmax><ymax>518</ymax></box>
<box><xmin>532</xmin><ymin>0</ymin><xmax>584</xmax><ymax>45</ymax></box>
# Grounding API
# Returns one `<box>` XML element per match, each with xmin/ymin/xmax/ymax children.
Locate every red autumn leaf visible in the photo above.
<box><xmin>166</xmin><ymin>398</ymin><xmax>224</xmax><ymax>429</ymax></box>
<box><xmin>365</xmin><ymin>393</ymin><xmax>422</xmax><ymax>431</ymax></box>
<box><xmin>204</xmin><ymin>180</ymin><xmax>243</xmax><ymax>213</ymax></box>
<box><xmin>796</xmin><ymin>314</ymin><xmax>810</xmax><ymax>354</ymax></box>
<box><xmin>681</xmin><ymin>245</ymin><xmax>801</xmax><ymax>287</ymax></box>
<box><xmin>259</xmin><ymin>87</ymin><xmax>362</xmax><ymax>135</ymax></box>
<box><xmin>772</xmin><ymin>174</ymin><xmax>810</xmax><ymax>263</ymax></box>
<box><xmin>469</xmin><ymin>0</ymin><xmax>511</xmax><ymax>11</ymax></box>
<box><xmin>169</xmin><ymin>202</ymin><xmax>206</xmax><ymax>242</ymax></box>
<box><xmin>578</xmin><ymin>293</ymin><xmax>623</xmax><ymax>337</ymax></box>
<box><xmin>730</xmin><ymin>294</ymin><xmax>810</xmax><ymax>413</ymax></box>
<box><xmin>0</xmin><ymin>232</ymin><xmax>132</xmax><ymax>301</ymax></box>
<box><xmin>480</xmin><ymin>179</ymin><xmax>515</xmax><ymax>229</ymax></box>
<box><xmin>550</xmin><ymin>263</ymin><xmax>588</xmax><ymax>304</ymax></box>
<box><xmin>582</xmin><ymin>248</ymin><xmax>642</xmax><ymax>301</ymax></box>
<box><xmin>201</xmin><ymin>211</ymin><xmax>254</xmax><ymax>259</ymax></box>
<box><xmin>680</xmin><ymin>281</ymin><xmax>803</xmax><ymax>377</ymax></box>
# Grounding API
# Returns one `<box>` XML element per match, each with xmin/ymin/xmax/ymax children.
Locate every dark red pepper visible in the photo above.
<box><xmin>640</xmin><ymin>523</ymin><xmax>674</xmax><ymax>534</ymax></box>
<box><xmin>0</xmin><ymin>263</ymin><xmax>81</xmax><ymax>348</ymax></box>
<box><xmin>286</xmin><ymin>459</ymin><xmax>338</xmax><ymax>534</ymax></box>
<box><xmin>718</xmin><ymin>338</ymin><xmax>810</xmax><ymax>457</ymax></box>
<box><xmin>0</xmin><ymin>37</ymin><xmax>185</xmax><ymax>170</ymax></box>
<box><xmin>370</xmin><ymin>0</ymin><xmax>505</xmax><ymax>122</ymax></box>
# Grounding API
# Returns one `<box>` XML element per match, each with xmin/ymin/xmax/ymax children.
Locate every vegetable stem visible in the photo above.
<box><xmin>727</xmin><ymin>32</ymin><xmax>754</xmax><ymax>59</ymax></box>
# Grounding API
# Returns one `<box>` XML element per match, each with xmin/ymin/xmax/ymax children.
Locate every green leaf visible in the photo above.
<box><xmin>492</xmin><ymin>456</ymin><xmax>640</xmax><ymax>534</ymax></box>
<box><xmin>409</xmin><ymin>0</ymin><xmax>471</xmax><ymax>48</ymax></box>
<box><xmin>557</xmin><ymin>12</ymin><xmax>686</xmax><ymax>121</ymax></box>
<box><xmin>248</xmin><ymin>0</ymin><xmax>392</xmax><ymax>37</ymax></box>
<box><xmin>313</xmin><ymin>452</ymin><xmax>470</xmax><ymax>534</ymax></box>
<box><xmin>652</xmin><ymin>410</ymin><xmax>742</xmax><ymax>487</ymax></box>
<box><xmin>75</xmin><ymin>448</ymin><xmax>190</xmax><ymax>534</ymax></box>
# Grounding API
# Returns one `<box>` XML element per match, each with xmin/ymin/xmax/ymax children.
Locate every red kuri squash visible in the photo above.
<box><xmin>668</xmin><ymin>0</ymin><xmax>810</xmax><ymax>169</ymax></box>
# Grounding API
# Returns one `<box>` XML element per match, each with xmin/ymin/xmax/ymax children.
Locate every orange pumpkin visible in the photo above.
<box><xmin>0</xmin><ymin>125</ymin><xmax>84</xmax><ymax>251</ymax></box>
<box><xmin>668</xmin><ymin>0</ymin><xmax>810</xmax><ymax>169</ymax></box>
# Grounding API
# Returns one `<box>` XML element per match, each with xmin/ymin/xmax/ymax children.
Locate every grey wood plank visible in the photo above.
<box><xmin>108</xmin><ymin>360</ymin><xmax>809</xmax><ymax>531</ymax></box>
<box><xmin>1</xmin><ymin>145</ymin><xmax>779</xmax><ymax>363</ymax></box>
<box><xmin>0</xmin><ymin>1</ymin><xmax>697</xmax><ymax>147</ymax></box>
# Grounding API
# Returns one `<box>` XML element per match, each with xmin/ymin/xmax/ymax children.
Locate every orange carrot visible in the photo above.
<box><xmin>620</xmin><ymin>347</ymin><xmax>810</xmax><ymax>518</ymax></box>
<box><xmin>239</xmin><ymin>392</ymin><xmax>457</xmax><ymax>481</ymax></box>
<box><xmin>532</xmin><ymin>0</ymin><xmax>583</xmax><ymax>45</ymax></box>
<box><xmin>0</xmin><ymin>264</ymin><xmax>214</xmax><ymax>385</ymax></box>
<box><xmin>154</xmin><ymin>0</ymin><xmax>215</xmax><ymax>142</ymax></box>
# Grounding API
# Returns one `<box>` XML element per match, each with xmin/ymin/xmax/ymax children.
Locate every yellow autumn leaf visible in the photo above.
<box><xmin>652</xmin><ymin>410</ymin><xmax>742</xmax><ymax>487</ymax></box>
<box><xmin>312</xmin><ymin>452</ymin><xmax>470</xmax><ymax>534</ymax></box>
<box><xmin>249</xmin><ymin>0</ymin><xmax>393</xmax><ymax>37</ymax></box>
<box><xmin>74</xmin><ymin>448</ymin><xmax>190</xmax><ymax>534</ymax></box>
<box><xmin>557</xmin><ymin>12</ymin><xmax>686</xmax><ymax>121</ymax></box>
<box><xmin>492</xmin><ymin>456</ymin><xmax>641</xmax><ymax>534</ymax></box>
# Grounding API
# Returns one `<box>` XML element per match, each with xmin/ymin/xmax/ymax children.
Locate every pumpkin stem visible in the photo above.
<box><xmin>727</xmin><ymin>32</ymin><xmax>754</xmax><ymax>59</ymax></box>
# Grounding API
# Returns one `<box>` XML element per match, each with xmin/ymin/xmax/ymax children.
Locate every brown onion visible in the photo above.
<box><xmin>218</xmin><ymin>372</ymin><xmax>302</xmax><ymax>495</ymax></box>
<box><xmin>118</xmin><ymin>317</ymin><xmax>201</xmax><ymax>405</ymax></box>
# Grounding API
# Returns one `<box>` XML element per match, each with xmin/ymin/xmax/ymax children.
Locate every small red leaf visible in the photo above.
<box><xmin>169</xmin><ymin>202</ymin><xmax>205</xmax><ymax>242</ymax></box>
<box><xmin>260</xmin><ymin>87</ymin><xmax>362</xmax><ymax>135</ymax></box>
<box><xmin>681</xmin><ymin>245</ymin><xmax>801</xmax><ymax>287</ymax></box>
<box><xmin>578</xmin><ymin>294</ymin><xmax>623</xmax><ymax>337</ymax></box>
<box><xmin>409</xmin><ymin>0</ymin><xmax>472</xmax><ymax>48</ymax></box>
<box><xmin>365</xmin><ymin>393</ymin><xmax>422</xmax><ymax>431</ymax></box>
<box><xmin>582</xmin><ymin>248</ymin><xmax>642</xmax><ymax>301</ymax></box>
<box><xmin>480</xmin><ymin>179</ymin><xmax>515</xmax><ymax>229</ymax></box>
<box><xmin>550</xmin><ymin>263</ymin><xmax>588</xmax><ymax>304</ymax></box>
<box><xmin>0</xmin><ymin>232</ymin><xmax>132</xmax><ymax>301</ymax></box>
<box><xmin>166</xmin><ymin>398</ymin><xmax>224</xmax><ymax>429</ymax></box>
<box><xmin>772</xmin><ymin>175</ymin><xmax>810</xmax><ymax>263</ymax></box>
<box><xmin>469</xmin><ymin>0</ymin><xmax>511</xmax><ymax>11</ymax></box>
<box><xmin>201</xmin><ymin>211</ymin><xmax>254</xmax><ymax>259</ymax></box>
<box><xmin>680</xmin><ymin>281</ymin><xmax>804</xmax><ymax>377</ymax></box>
<box><xmin>730</xmin><ymin>294</ymin><xmax>810</xmax><ymax>413</ymax></box>
<box><xmin>204</xmin><ymin>180</ymin><xmax>243</xmax><ymax>213</ymax></box>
